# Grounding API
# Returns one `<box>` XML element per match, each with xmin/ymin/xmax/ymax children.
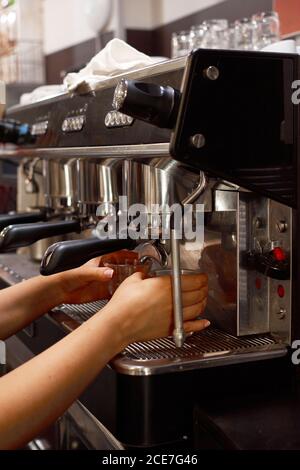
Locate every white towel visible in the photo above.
<box><xmin>20</xmin><ymin>85</ymin><xmax>65</xmax><ymax>106</ymax></box>
<box><xmin>64</xmin><ymin>38</ymin><xmax>157</xmax><ymax>92</ymax></box>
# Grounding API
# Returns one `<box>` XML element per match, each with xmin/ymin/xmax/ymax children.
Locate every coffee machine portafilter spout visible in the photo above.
<box><xmin>170</xmin><ymin>173</ymin><xmax>207</xmax><ymax>348</ymax></box>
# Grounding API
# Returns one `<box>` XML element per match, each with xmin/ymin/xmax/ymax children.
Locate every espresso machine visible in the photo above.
<box><xmin>0</xmin><ymin>48</ymin><xmax>298</xmax><ymax>449</ymax></box>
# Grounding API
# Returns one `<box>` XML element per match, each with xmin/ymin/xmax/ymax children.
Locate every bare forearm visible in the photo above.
<box><xmin>0</xmin><ymin>306</ymin><xmax>123</xmax><ymax>450</ymax></box>
<box><xmin>0</xmin><ymin>275</ymin><xmax>65</xmax><ymax>340</ymax></box>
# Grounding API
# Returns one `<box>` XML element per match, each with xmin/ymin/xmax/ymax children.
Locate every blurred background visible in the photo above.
<box><xmin>0</xmin><ymin>0</ymin><xmax>299</xmax><ymax>101</ymax></box>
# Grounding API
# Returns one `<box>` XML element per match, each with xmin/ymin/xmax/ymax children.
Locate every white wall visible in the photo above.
<box><xmin>121</xmin><ymin>0</ymin><xmax>225</xmax><ymax>30</ymax></box>
<box><xmin>43</xmin><ymin>0</ymin><xmax>119</xmax><ymax>55</ymax></box>
<box><xmin>154</xmin><ymin>0</ymin><xmax>224</xmax><ymax>27</ymax></box>
<box><xmin>43</xmin><ymin>0</ymin><xmax>226</xmax><ymax>54</ymax></box>
<box><xmin>122</xmin><ymin>0</ymin><xmax>156</xmax><ymax>29</ymax></box>
<box><xmin>43</xmin><ymin>0</ymin><xmax>93</xmax><ymax>54</ymax></box>
<box><xmin>43</xmin><ymin>0</ymin><xmax>156</xmax><ymax>54</ymax></box>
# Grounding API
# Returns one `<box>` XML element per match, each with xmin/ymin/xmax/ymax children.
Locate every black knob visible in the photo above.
<box><xmin>113</xmin><ymin>79</ymin><xmax>180</xmax><ymax>129</ymax></box>
<box><xmin>244</xmin><ymin>250</ymin><xmax>290</xmax><ymax>281</ymax></box>
<box><xmin>0</xmin><ymin>119</ymin><xmax>35</xmax><ymax>145</ymax></box>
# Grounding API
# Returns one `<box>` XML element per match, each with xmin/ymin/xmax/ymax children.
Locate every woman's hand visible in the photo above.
<box><xmin>58</xmin><ymin>250</ymin><xmax>138</xmax><ymax>305</ymax></box>
<box><xmin>100</xmin><ymin>271</ymin><xmax>209</xmax><ymax>347</ymax></box>
<box><xmin>56</xmin><ymin>257</ymin><xmax>114</xmax><ymax>305</ymax></box>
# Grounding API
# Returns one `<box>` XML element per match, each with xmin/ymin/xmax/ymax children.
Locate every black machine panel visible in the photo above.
<box><xmin>6</xmin><ymin>69</ymin><xmax>185</xmax><ymax>148</ymax></box>
<box><xmin>170</xmin><ymin>49</ymin><xmax>300</xmax><ymax>208</ymax></box>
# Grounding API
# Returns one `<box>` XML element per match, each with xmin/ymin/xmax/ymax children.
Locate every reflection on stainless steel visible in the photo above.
<box><xmin>181</xmin><ymin>172</ymin><xmax>206</xmax><ymax>205</ymax></box>
<box><xmin>77</xmin><ymin>159</ymin><xmax>122</xmax><ymax>219</ymax></box>
<box><xmin>199</xmin><ymin>192</ymin><xmax>292</xmax><ymax>343</ymax></box>
<box><xmin>16</xmin><ymin>158</ymin><xmax>80</xmax><ymax>261</ymax></box>
<box><xmin>123</xmin><ymin>158</ymin><xmax>202</xmax><ymax>229</ymax></box>
<box><xmin>0</xmin><ymin>143</ymin><xmax>170</xmax><ymax>160</ymax></box>
<box><xmin>135</xmin><ymin>241</ymin><xmax>168</xmax><ymax>269</ymax></box>
<box><xmin>24</xmin><ymin>158</ymin><xmax>40</xmax><ymax>194</ymax></box>
<box><xmin>123</xmin><ymin>158</ymin><xmax>206</xmax><ymax>347</ymax></box>
<box><xmin>44</xmin><ymin>159</ymin><xmax>78</xmax><ymax>212</ymax></box>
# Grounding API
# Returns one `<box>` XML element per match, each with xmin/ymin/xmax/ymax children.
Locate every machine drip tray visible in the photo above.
<box><xmin>112</xmin><ymin>328</ymin><xmax>287</xmax><ymax>376</ymax></box>
<box><xmin>48</xmin><ymin>293</ymin><xmax>289</xmax><ymax>376</ymax></box>
<box><xmin>55</xmin><ymin>300</ymin><xmax>287</xmax><ymax>376</ymax></box>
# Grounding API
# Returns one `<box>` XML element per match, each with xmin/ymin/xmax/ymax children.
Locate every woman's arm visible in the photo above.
<box><xmin>0</xmin><ymin>272</ymin><xmax>209</xmax><ymax>449</ymax></box>
<box><xmin>0</xmin><ymin>259</ymin><xmax>114</xmax><ymax>340</ymax></box>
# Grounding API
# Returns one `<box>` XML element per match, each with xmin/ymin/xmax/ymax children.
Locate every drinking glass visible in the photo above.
<box><xmin>171</xmin><ymin>30</ymin><xmax>191</xmax><ymax>58</ymax></box>
<box><xmin>234</xmin><ymin>18</ymin><xmax>255</xmax><ymax>50</ymax></box>
<box><xmin>189</xmin><ymin>24</ymin><xmax>206</xmax><ymax>50</ymax></box>
<box><xmin>201</xmin><ymin>19</ymin><xmax>229</xmax><ymax>49</ymax></box>
<box><xmin>252</xmin><ymin>11</ymin><xmax>280</xmax><ymax>49</ymax></box>
<box><xmin>228</xmin><ymin>23</ymin><xmax>237</xmax><ymax>49</ymax></box>
<box><xmin>103</xmin><ymin>254</ymin><xmax>152</xmax><ymax>296</ymax></box>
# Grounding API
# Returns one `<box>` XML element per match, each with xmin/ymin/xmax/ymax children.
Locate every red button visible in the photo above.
<box><xmin>255</xmin><ymin>278</ymin><xmax>262</xmax><ymax>290</ymax></box>
<box><xmin>277</xmin><ymin>285</ymin><xmax>285</xmax><ymax>298</ymax></box>
<box><xmin>272</xmin><ymin>247</ymin><xmax>286</xmax><ymax>262</ymax></box>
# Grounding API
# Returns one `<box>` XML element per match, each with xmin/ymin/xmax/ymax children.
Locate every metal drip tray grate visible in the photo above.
<box><xmin>112</xmin><ymin>328</ymin><xmax>287</xmax><ymax>376</ymax></box>
<box><xmin>56</xmin><ymin>300</ymin><xmax>107</xmax><ymax>323</ymax></box>
<box><xmin>124</xmin><ymin>329</ymin><xmax>277</xmax><ymax>360</ymax></box>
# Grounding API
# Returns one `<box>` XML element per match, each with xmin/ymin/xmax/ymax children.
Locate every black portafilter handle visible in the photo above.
<box><xmin>0</xmin><ymin>219</ymin><xmax>81</xmax><ymax>252</ymax></box>
<box><xmin>0</xmin><ymin>211</ymin><xmax>47</xmax><ymax>231</ymax></box>
<box><xmin>0</xmin><ymin>119</ymin><xmax>35</xmax><ymax>145</ymax></box>
<box><xmin>40</xmin><ymin>237</ymin><xmax>137</xmax><ymax>276</ymax></box>
<box><xmin>112</xmin><ymin>79</ymin><xmax>181</xmax><ymax>129</ymax></box>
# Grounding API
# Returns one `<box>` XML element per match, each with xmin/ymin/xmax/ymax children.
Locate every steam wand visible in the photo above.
<box><xmin>170</xmin><ymin>212</ymin><xmax>185</xmax><ymax>348</ymax></box>
<box><xmin>170</xmin><ymin>173</ymin><xmax>207</xmax><ymax>348</ymax></box>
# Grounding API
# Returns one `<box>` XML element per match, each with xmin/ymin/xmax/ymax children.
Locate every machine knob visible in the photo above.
<box><xmin>245</xmin><ymin>248</ymin><xmax>290</xmax><ymax>281</ymax></box>
<box><xmin>0</xmin><ymin>119</ymin><xmax>35</xmax><ymax>145</ymax></box>
<box><xmin>113</xmin><ymin>79</ymin><xmax>180</xmax><ymax>129</ymax></box>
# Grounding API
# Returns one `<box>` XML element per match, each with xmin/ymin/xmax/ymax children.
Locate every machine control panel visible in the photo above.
<box><xmin>62</xmin><ymin>115</ymin><xmax>86</xmax><ymax>133</ymax></box>
<box><xmin>244</xmin><ymin>198</ymin><xmax>292</xmax><ymax>343</ymax></box>
<box><xmin>105</xmin><ymin>110</ymin><xmax>134</xmax><ymax>128</ymax></box>
<box><xmin>31</xmin><ymin>120</ymin><xmax>49</xmax><ymax>136</ymax></box>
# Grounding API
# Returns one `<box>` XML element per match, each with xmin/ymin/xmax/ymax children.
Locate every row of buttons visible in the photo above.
<box><xmin>105</xmin><ymin>111</ymin><xmax>134</xmax><ymax>128</ymax></box>
<box><xmin>62</xmin><ymin>115</ymin><xmax>85</xmax><ymax>133</ymax></box>
<box><xmin>31</xmin><ymin>121</ymin><xmax>49</xmax><ymax>136</ymax></box>
<box><xmin>35</xmin><ymin>111</ymin><xmax>134</xmax><ymax>134</ymax></box>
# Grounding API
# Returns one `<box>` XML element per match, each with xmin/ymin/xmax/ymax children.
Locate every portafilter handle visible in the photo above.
<box><xmin>0</xmin><ymin>211</ymin><xmax>47</xmax><ymax>232</ymax></box>
<box><xmin>113</xmin><ymin>79</ymin><xmax>180</xmax><ymax>129</ymax></box>
<box><xmin>0</xmin><ymin>219</ymin><xmax>81</xmax><ymax>252</ymax></box>
<box><xmin>40</xmin><ymin>237</ymin><xmax>137</xmax><ymax>276</ymax></box>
